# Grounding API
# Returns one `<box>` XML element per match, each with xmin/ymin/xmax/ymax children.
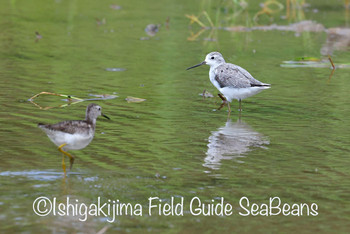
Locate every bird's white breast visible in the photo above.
<box><xmin>209</xmin><ymin>67</ymin><xmax>222</xmax><ymax>90</ymax></box>
<box><xmin>46</xmin><ymin>130</ymin><xmax>94</xmax><ymax>150</ymax></box>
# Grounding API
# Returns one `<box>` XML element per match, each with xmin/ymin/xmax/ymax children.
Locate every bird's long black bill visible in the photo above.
<box><xmin>186</xmin><ymin>61</ymin><xmax>206</xmax><ymax>70</ymax></box>
<box><xmin>102</xmin><ymin>114</ymin><xmax>110</xmax><ymax>120</ymax></box>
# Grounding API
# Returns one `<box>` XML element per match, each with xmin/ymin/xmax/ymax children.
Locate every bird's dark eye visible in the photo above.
<box><xmin>98</xmin><ymin>108</ymin><xmax>101</xmax><ymax>111</ymax></box>
<box><xmin>211</xmin><ymin>56</ymin><xmax>214</xmax><ymax>60</ymax></box>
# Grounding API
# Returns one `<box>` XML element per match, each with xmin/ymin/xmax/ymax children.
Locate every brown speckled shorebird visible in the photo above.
<box><xmin>38</xmin><ymin>103</ymin><xmax>110</xmax><ymax>175</ymax></box>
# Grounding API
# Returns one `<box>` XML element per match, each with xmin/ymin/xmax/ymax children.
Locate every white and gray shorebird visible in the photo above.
<box><xmin>187</xmin><ymin>52</ymin><xmax>270</xmax><ymax>113</ymax></box>
<box><xmin>38</xmin><ymin>103</ymin><xmax>110</xmax><ymax>174</ymax></box>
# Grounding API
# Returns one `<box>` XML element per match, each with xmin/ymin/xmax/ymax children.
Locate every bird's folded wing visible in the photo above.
<box><xmin>215</xmin><ymin>63</ymin><xmax>265</xmax><ymax>88</ymax></box>
<box><xmin>40</xmin><ymin>120</ymin><xmax>90</xmax><ymax>134</ymax></box>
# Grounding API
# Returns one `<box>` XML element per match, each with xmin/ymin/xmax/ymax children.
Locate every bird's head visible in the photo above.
<box><xmin>186</xmin><ymin>51</ymin><xmax>225</xmax><ymax>70</ymax></box>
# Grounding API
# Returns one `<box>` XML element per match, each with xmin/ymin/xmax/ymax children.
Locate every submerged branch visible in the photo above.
<box><xmin>29</xmin><ymin>92</ymin><xmax>117</xmax><ymax>110</ymax></box>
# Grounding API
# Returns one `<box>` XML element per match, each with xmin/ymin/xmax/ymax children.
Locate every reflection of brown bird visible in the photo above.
<box><xmin>38</xmin><ymin>104</ymin><xmax>110</xmax><ymax>175</ymax></box>
<box><xmin>204</xmin><ymin>119</ymin><xmax>269</xmax><ymax>170</ymax></box>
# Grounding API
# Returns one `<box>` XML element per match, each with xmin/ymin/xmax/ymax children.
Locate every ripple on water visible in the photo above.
<box><xmin>0</xmin><ymin>170</ymin><xmax>82</xmax><ymax>181</ymax></box>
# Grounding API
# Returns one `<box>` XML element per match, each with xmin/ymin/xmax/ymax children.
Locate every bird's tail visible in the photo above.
<box><xmin>38</xmin><ymin>123</ymin><xmax>46</xmax><ymax>128</ymax></box>
<box><xmin>251</xmin><ymin>83</ymin><xmax>271</xmax><ymax>89</ymax></box>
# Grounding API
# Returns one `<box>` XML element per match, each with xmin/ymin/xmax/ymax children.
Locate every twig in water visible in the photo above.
<box><xmin>328</xmin><ymin>55</ymin><xmax>335</xmax><ymax>70</ymax></box>
<box><xmin>29</xmin><ymin>92</ymin><xmax>84</xmax><ymax>102</ymax></box>
<box><xmin>328</xmin><ymin>69</ymin><xmax>335</xmax><ymax>82</ymax></box>
<box><xmin>327</xmin><ymin>55</ymin><xmax>335</xmax><ymax>82</ymax></box>
<box><xmin>185</xmin><ymin>14</ymin><xmax>207</xmax><ymax>28</ymax></box>
<box><xmin>187</xmin><ymin>28</ymin><xmax>206</xmax><ymax>41</ymax></box>
<box><xmin>29</xmin><ymin>92</ymin><xmax>84</xmax><ymax>110</ymax></box>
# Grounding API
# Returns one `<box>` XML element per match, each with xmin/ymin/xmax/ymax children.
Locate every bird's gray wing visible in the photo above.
<box><xmin>214</xmin><ymin>63</ymin><xmax>268</xmax><ymax>88</ymax></box>
<box><xmin>38</xmin><ymin>120</ymin><xmax>91</xmax><ymax>135</ymax></box>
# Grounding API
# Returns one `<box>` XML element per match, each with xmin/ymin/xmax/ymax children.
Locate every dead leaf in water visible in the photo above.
<box><xmin>199</xmin><ymin>90</ymin><xmax>214</xmax><ymax>98</ymax></box>
<box><xmin>125</xmin><ymin>96</ymin><xmax>146</xmax><ymax>103</ymax></box>
<box><xmin>88</xmin><ymin>94</ymin><xmax>118</xmax><ymax>100</ymax></box>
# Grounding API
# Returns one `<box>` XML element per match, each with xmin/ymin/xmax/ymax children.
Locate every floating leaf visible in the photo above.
<box><xmin>125</xmin><ymin>96</ymin><xmax>146</xmax><ymax>103</ymax></box>
<box><xmin>88</xmin><ymin>94</ymin><xmax>118</xmax><ymax>100</ymax></box>
<box><xmin>292</xmin><ymin>57</ymin><xmax>321</xmax><ymax>62</ymax></box>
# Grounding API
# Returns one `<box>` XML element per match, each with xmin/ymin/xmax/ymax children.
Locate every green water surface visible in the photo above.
<box><xmin>0</xmin><ymin>0</ymin><xmax>350</xmax><ymax>233</ymax></box>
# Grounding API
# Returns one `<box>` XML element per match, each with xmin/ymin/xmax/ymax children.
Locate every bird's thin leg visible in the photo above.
<box><xmin>218</xmin><ymin>93</ymin><xmax>226</xmax><ymax>102</ymax></box>
<box><xmin>58</xmin><ymin>143</ymin><xmax>75</xmax><ymax>171</ymax></box>
<box><xmin>217</xmin><ymin>93</ymin><xmax>227</xmax><ymax>111</ymax></box>
<box><xmin>217</xmin><ymin>102</ymin><xmax>225</xmax><ymax>110</ymax></box>
<box><xmin>61</xmin><ymin>154</ymin><xmax>66</xmax><ymax>176</ymax></box>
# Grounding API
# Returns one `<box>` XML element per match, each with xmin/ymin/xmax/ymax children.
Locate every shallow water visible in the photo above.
<box><xmin>1</xmin><ymin>0</ymin><xmax>350</xmax><ymax>233</ymax></box>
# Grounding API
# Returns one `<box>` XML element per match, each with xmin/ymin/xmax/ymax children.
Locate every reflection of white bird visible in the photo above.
<box><xmin>204</xmin><ymin>119</ymin><xmax>269</xmax><ymax>170</ymax></box>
